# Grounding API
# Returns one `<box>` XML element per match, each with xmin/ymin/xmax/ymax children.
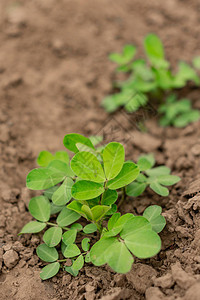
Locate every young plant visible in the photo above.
<box><xmin>20</xmin><ymin>134</ymin><xmax>167</xmax><ymax>280</ymax></box>
<box><xmin>102</xmin><ymin>33</ymin><xmax>200</xmax><ymax>127</ymax></box>
<box><xmin>126</xmin><ymin>153</ymin><xmax>180</xmax><ymax>197</ymax></box>
<box><xmin>158</xmin><ymin>94</ymin><xmax>200</xmax><ymax>127</ymax></box>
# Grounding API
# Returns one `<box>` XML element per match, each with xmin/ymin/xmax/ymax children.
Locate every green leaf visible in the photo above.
<box><xmin>150</xmin><ymin>182</ymin><xmax>169</xmax><ymax>196</ymax></box>
<box><xmin>37</xmin><ymin>151</ymin><xmax>69</xmax><ymax>167</ymax></box>
<box><xmin>50</xmin><ymin>203</ymin><xmax>64</xmax><ymax>215</ymax></box>
<box><xmin>143</xmin><ymin>205</ymin><xmax>162</xmax><ymax>220</ymax></box>
<box><xmin>107</xmin><ymin>162</ymin><xmax>139</xmax><ymax>190</ymax></box>
<box><xmin>62</xmin><ymin>229</ymin><xmax>77</xmax><ymax>245</ymax></box>
<box><xmin>44</xmin><ymin>186</ymin><xmax>59</xmax><ymax>200</ymax></box>
<box><xmin>144</xmin><ymin>34</ymin><xmax>168</xmax><ymax>68</ymax></box>
<box><xmin>43</xmin><ymin>227</ymin><xmax>62</xmax><ymax>247</ymax></box>
<box><xmin>103</xmin><ymin>142</ymin><xmax>125</xmax><ymax>180</ymax></box>
<box><xmin>36</xmin><ymin>244</ymin><xmax>59</xmax><ymax>262</ymax></box>
<box><xmin>101</xmin><ymin>189</ymin><xmax>118</xmax><ymax>205</ymax></box>
<box><xmin>137</xmin><ymin>157</ymin><xmax>152</xmax><ymax>171</ymax></box>
<box><xmin>124</xmin><ymin>230</ymin><xmax>161</xmax><ymax>259</ymax></box>
<box><xmin>120</xmin><ymin>216</ymin><xmax>151</xmax><ymax>239</ymax></box>
<box><xmin>54</xmin><ymin>151</ymin><xmax>69</xmax><ymax>164</ymax></box>
<box><xmin>63</xmin><ymin>133</ymin><xmax>95</xmax><ymax>153</ymax></box>
<box><xmin>70</xmin><ymin>223</ymin><xmax>83</xmax><ymax>231</ymax></box>
<box><xmin>106</xmin><ymin>204</ymin><xmax>118</xmax><ymax>216</ymax></box>
<box><xmin>126</xmin><ymin>182</ymin><xmax>147</xmax><ymax>197</ymax></box>
<box><xmin>105</xmin><ymin>214</ymin><xmax>134</xmax><ymax>237</ymax></box>
<box><xmin>56</xmin><ymin>207</ymin><xmax>80</xmax><ymax>227</ymax></box>
<box><xmin>173</xmin><ymin>62</ymin><xmax>200</xmax><ymax>87</ymax></box>
<box><xmin>107</xmin><ymin>213</ymin><xmax>121</xmax><ymax>231</ymax></box>
<box><xmin>47</xmin><ymin>160</ymin><xmax>74</xmax><ymax>177</ymax></box>
<box><xmin>109</xmin><ymin>45</ymin><xmax>136</xmax><ymax>65</ymax></box>
<box><xmin>28</xmin><ymin>196</ymin><xmax>51</xmax><ymax>222</ymax></box>
<box><xmin>61</xmin><ymin>241</ymin><xmax>67</xmax><ymax>256</ymax></box>
<box><xmin>71</xmin><ymin>152</ymin><xmax>106</xmax><ymax>183</ymax></box>
<box><xmin>83</xmin><ymin>223</ymin><xmax>97</xmax><ymax>234</ymax></box>
<box><xmin>63</xmin><ymin>244</ymin><xmax>81</xmax><ymax>258</ymax></box>
<box><xmin>65</xmin><ymin>266</ymin><xmax>79</xmax><ymax>277</ymax></box>
<box><xmin>81</xmin><ymin>238</ymin><xmax>90</xmax><ymax>251</ymax></box>
<box><xmin>143</xmin><ymin>205</ymin><xmax>166</xmax><ymax>233</ymax></box>
<box><xmin>52</xmin><ymin>177</ymin><xmax>74</xmax><ymax>206</ymax></box>
<box><xmin>67</xmin><ymin>201</ymin><xmax>86</xmax><ymax>218</ymax></box>
<box><xmin>37</xmin><ymin>151</ymin><xmax>54</xmax><ymax>167</ymax></box>
<box><xmin>81</xmin><ymin>205</ymin><xmax>93</xmax><ymax>220</ymax></box>
<box><xmin>89</xmin><ymin>135</ymin><xmax>103</xmax><ymax>146</ymax></box>
<box><xmin>137</xmin><ymin>153</ymin><xmax>155</xmax><ymax>171</ymax></box>
<box><xmin>72</xmin><ymin>255</ymin><xmax>84</xmax><ymax>271</ymax></box>
<box><xmin>91</xmin><ymin>205</ymin><xmax>110</xmax><ymax>222</ymax></box>
<box><xmin>40</xmin><ymin>262</ymin><xmax>60</xmax><ymax>280</ymax></box>
<box><xmin>26</xmin><ymin>168</ymin><xmax>65</xmax><ymax>190</ymax></box>
<box><xmin>106</xmin><ymin>239</ymin><xmax>133</xmax><ymax>273</ymax></box>
<box><xmin>157</xmin><ymin>175</ymin><xmax>180</xmax><ymax>186</ymax></box>
<box><xmin>19</xmin><ymin>221</ymin><xmax>46</xmax><ymax>234</ymax></box>
<box><xmin>90</xmin><ymin>237</ymin><xmax>115</xmax><ymax>266</ymax></box>
<box><xmin>76</xmin><ymin>143</ymin><xmax>97</xmax><ymax>157</ymax></box>
<box><xmin>85</xmin><ymin>252</ymin><xmax>91</xmax><ymax>263</ymax></box>
<box><xmin>90</xmin><ymin>237</ymin><xmax>133</xmax><ymax>273</ymax></box>
<box><xmin>193</xmin><ymin>56</ymin><xmax>200</xmax><ymax>69</ymax></box>
<box><xmin>145</xmin><ymin>166</ymin><xmax>170</xmax><ymax>177</ymax></box>
<box><xmin>72</xmin><ymin>180</ymin><xmax>104</xmax><ymax>200</ymax></box>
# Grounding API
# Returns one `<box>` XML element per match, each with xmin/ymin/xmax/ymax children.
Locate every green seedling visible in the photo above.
<box><xmin>126</xmin><ymin>153</ymin><xmax>180</xmax><ymax>197</ymax></box>
<box><xmin>102</xmin><ymin>33</ymin><xmax>200</xmax><ymax>127</ymax></box>
<box><xmin>20</xmin><ymin>133</ymin><xmax>167</xmax><ymax>280</ymax></box>
<box><xmin>158</xmin><ymin>94</ymin><xmax>200</xmax><ymax>127</ymax></box>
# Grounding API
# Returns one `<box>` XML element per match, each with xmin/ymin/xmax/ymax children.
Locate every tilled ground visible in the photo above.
<box><xmin>1</xmin><ymin>0</ymin><xmax>200</xmax><ymax>299</ymax></box>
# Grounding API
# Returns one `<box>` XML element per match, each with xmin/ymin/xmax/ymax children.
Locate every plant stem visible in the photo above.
<box><xmin>118</xmin><ymin>187</ymin><xmax>126</xmax><ymax>208</ymax></box>
<box><xmin>46</xmin><ymin>222</ymin><xmax>58</xmax><ymax>227</ymax></box>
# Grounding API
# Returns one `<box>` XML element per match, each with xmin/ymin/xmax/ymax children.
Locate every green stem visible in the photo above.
<box><xmin>46</xmin><ymin>222</ymin><xmax>58</xmax><ymax>227</ymax></box>
<box><xmin>118</xmin><ymin>187</ymin><xmax>126</xmax><ymax>208</ymax></box>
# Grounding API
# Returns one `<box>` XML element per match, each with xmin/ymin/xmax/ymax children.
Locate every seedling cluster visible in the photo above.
<box><xmin>102</xmin><ymin>34</ymin><xmax>200</xmax><ymax>127</ymax></box>
<box><xmin>20</xmin><ymin>134</ymin><xmax>180</xmax><ymax>280</ymax></box>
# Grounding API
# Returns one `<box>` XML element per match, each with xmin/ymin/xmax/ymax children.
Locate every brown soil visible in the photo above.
<box><xmin>1</xmin><ymin>0</ymin><xmax>200</xmax><ymax>299</ymax></box>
